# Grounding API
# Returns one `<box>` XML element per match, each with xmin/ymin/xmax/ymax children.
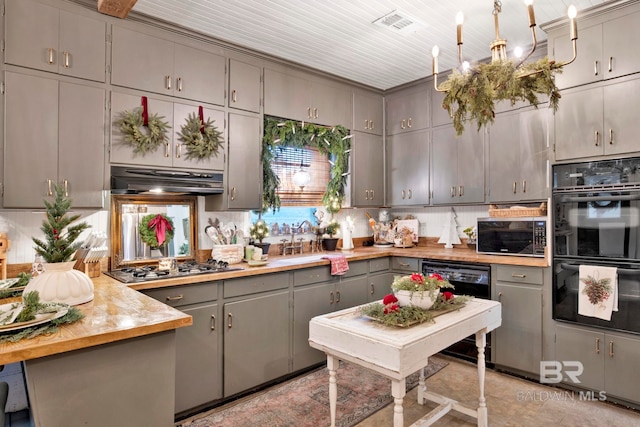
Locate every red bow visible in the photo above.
<box><xmin>149</xmin><ymin>214</ymin><xmax>173</xmax><ymax>246</ymax></box>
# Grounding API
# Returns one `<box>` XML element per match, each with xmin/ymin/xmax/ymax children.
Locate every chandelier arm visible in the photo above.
<box><xmin>515</xmin><ymin>27</ymin><xmax>538</xmax><ymax>69</ymax></box>
<box><xmin>557</xmin><ymin>39</ymin><xmax>578</xmax><ymax>67</ymax></box>
<box><xmin>433</xmin><ymin>72</ymin><xmax>447</xmax><ymax>93</ymax></box>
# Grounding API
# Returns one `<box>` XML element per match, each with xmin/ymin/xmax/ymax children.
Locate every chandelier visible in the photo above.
<box><xmin>432</xmin><ymin>0</ymin><xmax>578</xmax><ymax>135</ymax></box>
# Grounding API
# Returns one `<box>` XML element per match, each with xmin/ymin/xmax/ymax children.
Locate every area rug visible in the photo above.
<box><xmin>179</xmin><ymin>356</ymin><xmax>448</xmax><ymax>427</ymax></box>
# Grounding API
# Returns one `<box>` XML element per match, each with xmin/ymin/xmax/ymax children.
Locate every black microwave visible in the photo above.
<box><xmin>476</xmin><ymin>217</ymin><xmax>547</xmax><ymax>257</ymax></box>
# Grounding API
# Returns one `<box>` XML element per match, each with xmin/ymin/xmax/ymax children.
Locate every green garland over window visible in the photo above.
<box><xmin>262</xmin><ymin>117</ymin><xmax>351</xmax><ymax>214</ymax></box>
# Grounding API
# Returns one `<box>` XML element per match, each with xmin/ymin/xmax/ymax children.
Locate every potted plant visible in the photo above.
<box><xmin>391</xmin><ymin>273</ymin><xmax>454</xmax><ymax>310</ymax></box>
<box><xmin>463</xmin><ymin>226</ymin><xmax>477</xmax><ymax>249</ymax></box>
<box><xmin>323</xmin><ymin>221</ymin><xmax>340</xmax><ymax>251</ymax></box>
<box><xmin>249</xmin><ymin>219</ymin><xmax>271</xmax><ymax>255</ymax></box>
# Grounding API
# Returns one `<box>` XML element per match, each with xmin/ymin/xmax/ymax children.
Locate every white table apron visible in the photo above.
<box><xmin>309</xmin><ymin>298</ymin><xmax>502</xmax><ymax>427</ymax></box>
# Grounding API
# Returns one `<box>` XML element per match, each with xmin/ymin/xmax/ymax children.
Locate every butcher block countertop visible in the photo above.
<box><xmin>0</xmin><ymin>278</ymin><xmax>192</xmax><ymax>365</ymax></box>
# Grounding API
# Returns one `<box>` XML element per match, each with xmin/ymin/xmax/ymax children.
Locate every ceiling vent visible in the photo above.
<box><xmin>373</xmin><ymin>10</ymin><xmax>424</xmax><ymax>35</ymax></box>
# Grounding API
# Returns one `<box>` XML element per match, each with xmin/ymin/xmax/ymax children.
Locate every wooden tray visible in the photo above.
<box><xmin>363</xmin><ymin>303</ymin><xmax>466</xmax><ymax>328</ymax></box>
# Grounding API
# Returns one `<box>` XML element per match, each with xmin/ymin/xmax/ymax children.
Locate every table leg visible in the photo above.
<box><xmin>391</xmin><ymin>378</ymin><xmax>406</xmax><ymax>427</ymax></box>
<box><xmin>475</xmin><ymin>330</ymin><xmax>488</xmax><ymax>427</ymax></box>
<box><xmin>327</xmin><ymin>355</ymin><xmax>338</xmax><ymax>427</ymax></box>
<box><xmin>417</xmin><ymin>357</ymin><xmax>429</xmax><ymax>405</ymax></box>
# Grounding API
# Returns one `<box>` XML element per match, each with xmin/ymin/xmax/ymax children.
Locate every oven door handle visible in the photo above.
<box><xmin>559</xmin><ymin>194</ymin><xmax>640</xmax><ymax>203</ymax></box>
<box><xmin>559</xmin><ymin>263</ymin><xmax>640</xmax><ymax>276</ymax></box>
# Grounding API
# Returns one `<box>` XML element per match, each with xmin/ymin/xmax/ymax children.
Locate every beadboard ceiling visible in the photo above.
<box><xmin>130</xmin><ymin>0</ymin><xmax>607</xmax><ymax>90</ymax></box>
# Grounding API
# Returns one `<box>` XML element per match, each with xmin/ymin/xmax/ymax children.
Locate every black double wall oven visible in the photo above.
<box><xmin>552</xmin><ymin>158</ymin><xmax>640</xmax><ymax>335</ymax></box>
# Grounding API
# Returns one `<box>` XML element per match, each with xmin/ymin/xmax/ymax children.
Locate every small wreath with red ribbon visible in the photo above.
<box><xmin>177</xmin><ymin>109</ymin><xmax>223</xmax><ymax>160</ymax></box>
<box><xmin>139</xmin><ymin>214</ymin><xmax>175</xmax><ymax>248</ymax></box>
<box><xmin>116</xmin><ymin>99</ymin><xmax>171</xmax><ymax>155</ymax></box>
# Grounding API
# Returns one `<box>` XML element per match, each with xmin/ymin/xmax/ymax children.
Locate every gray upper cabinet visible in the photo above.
<box><xmin>263</xmin><ymin>68</ymin><xmax>352</xmax><ymax>127</ymax></box>
<box><xmin>111</xmin><ymin>26</ymin><xmax>226</xmax><ymax>106</ymax></box>
<box><xmin>4</xmin><ymin>72</ymin><xmax>105</xmax><ymax>208</ymax></box>
<box><xmin>353</xmin><ymin>91</ymin><xmax>383</xmax><ymax>135</ymax></box>
<box><xmin>385</xmin><ymin>130</ymin><xmax>429</xmax><ymax>206</ymax></box>
<box><xmin>385</xmin><ymin>84</ymin><xmax>429</xmax><ymax>135</ymax></box>
<box><xmin>431</xmin><ymin>126</ymin><xmax>485</xmax><ymax>205</ymax></box>
<box><xmin>490</xmin><ymin>107</ymin><xmax>549</xmax><ymax>202</ymax></box>
<box><xmin>4</xmin><ymin>0</ymin><xmax>106</xmax><ymax>82</ymax></box>
<box><xmin>351</xmin><ymin>131</ymin><xmax>384</xmax><ymax>207</ymax></box>
<box><xmin>555</xmin><ymin>76</ymin><xmax>640</xmax><ymax>161</ymax></box>
<box><xmin>228</xmin><ymin>59</ymin><xmax>261</xmax><ymax>113</ymax></box>
<box><xmin>430</xmin><ymin>78</ymin><xmax>453</xmax><ymax>128</ymax></box>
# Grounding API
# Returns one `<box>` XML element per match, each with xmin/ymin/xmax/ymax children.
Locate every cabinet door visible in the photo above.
<box><xmin>227</xmin><ymin>113</ymin><xmax>261</xmax><ymax>209</ymax></box>
<box><xmin>175</xmin><ymin>303</ymin><xmax>220</xmax><ymax>413</ymax></box>
<box><xmin>4</xmin><ymin>72</ymin><xmax>58</xmax><ymax>208</ymax></box>
<box><xmin>518</xmin><ymin>108</ymin><xmax>550</xmax><ymax>201</ymax></box>
<box><xmin>58</xmin><ymin>82</ymin><xmax>106</xmax><ymax>208</ymax></box>
<box><xmin>311</xmin><ymin>81</ymin><xmax>352</xmax><ymax>127</ymax></box>
<box><xmin>555</xmin><ymin>324</ymin><xmax>604</xmax><ymax>391</ymax></box>
<box><xmin>264</xmin><ymin>68</ymin><xmax>311</xmax><ymax>121</ymax></box>
<box><xmin>385</xmin><ymin>85</ymin><xmax>429</xmax><ymax>135</ymax></box>
<box><xmin>336</xmin><ymin>276</ymin><xmax>368</xmax><ymax>310</ymax></box>
<box><xmin>603</xmin><ymin>77</ymin><xmax>640</xmax><ymax>157</ymax></box>
<box><xmin>224</xmin><ymin>291</ymin><xmax>289</xmax><ymax>397</ymax></box>
<box><xmin>58</xmin><ymin>10</ymin><xmax>106</xmax><ymax>82</ymax></box>
<box><xmin>386</xmin><ymin>130</ymin><xmax>429</xmax><ymax>206</ymax></box>
<box><xmin>604</xmin><ymin>333</ymin><xmax>640</xmax><ymax>401</ymax></box>
<box><xmin>431</xmin><ymin>82</ymin><xmax>453</xmax><ymax>128</ymax></box>
<box><xmin>174</xmin><ymin>44</ymin><xmax>225</xmax><ymax>106</ymax></box>
<box><xmin>603</xmin><ymin>11</ymin><xmax>640</xmax><ymax>80</ymax></box>
<box><xmin>493</xmin><ymin>283</ymin><xmax>542</xmax><ymax>375</ymax></box>
<box><xmin>368</xmin><ymin>273</ymin><xmax>394</xmax><ymax>302</ymax></box>
<box><xmin>229</xmin><ymin>59</ymin><xmax>261</xmax><ymax>113</ymax></box>
<box><xmin>553</xmin><ymin>24</ymin><xmax>603</xmax><ymax>89</ymax></box>
<box><xmin>351</xmin><ymin>132</ymin><xmax>383</xmax><ymax>207</ymax></box>
<box><xmin>111</xmin><ymin>26</ymin><xmax>174</xmax><ymax>95</ymax></box>
<box><xmin>431</xmin><ymin>126</ymin><xmax>459</xmax><ymax>205</ymax></box>
<box><xmin>353</xmin><ymin>92</ymin><xmax>383</xmax><ymax>135</ymax></box>
<box><xmin>490</xmin><ymin>111</ymin><xmax>521</xmax><ymax>202</ymax></box>
<box><xmin>293</xmin><ymin>283</ymin><xmax>334</xmax><ymax>371</ymax></box>
<box><xmin>555</xmin><ymin>86</ymin><xmax>604</xmax><ymax>161</ymax></box>
<box><xmin>110</xmin><ymin>91</ymin><xmax>174</xmax><ymax>167</ymax></box>
<box><xmin>172</xmin><ymin>103</ymin><xmax>225</xmax><ymax>171</ymax></box>
<box><xmin>457</xmin><ymin>128</ymin><xmax>485</xmax><ymax>203</ymax></box>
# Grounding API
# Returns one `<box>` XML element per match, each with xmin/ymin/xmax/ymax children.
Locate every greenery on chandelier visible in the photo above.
<box><xmin>440</xmin><ymin>57</ymin><xmax>564</xmax><ymax>135</ymax></box>
<box><xmin>115</xmin><ymin>107</ymin><xmax>171</xmax><ymax>155</ymax></box>
<box><xmin>177</xmin><ymin>112</ymin><xmax>223</xmax><ymax>160</ymax></box>
<box><xmin>262</xmin><ymin>116</ymin><xmax>351</xmax><ymax>214</ymax></box>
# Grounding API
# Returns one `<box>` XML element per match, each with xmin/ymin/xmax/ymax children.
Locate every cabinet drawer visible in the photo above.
<box><xmin>391</xmin><ymin>257</ymin><xmax>419</xmax><ymax>272</ymax></box>
<box><xmin>495</xmin><ymin>265</ymin><xmax>543</xmax><ymax>285</ymax></box>
<box><xmin>294</xmin><ymin>266</ymin><xmax>335</xmax><ymax>287</ymax></box>
<box><xmin>224</xmin><ymin>272</ymin><xmax>289</xmax><ymax>298</ymax></box>
<box><xmin>142</xmin><ymin>281</ymin><xmax>218</xmax><ymax>307</ymax></box>
<box><xmin>341</xmin><ymin>260</ymin><xmax>368</xmax><ymax>278</ymax></box>
<box><xmin>369</xmin><ymin>257</ymin><xmax>390</xmax><ymax>273</ymax></box>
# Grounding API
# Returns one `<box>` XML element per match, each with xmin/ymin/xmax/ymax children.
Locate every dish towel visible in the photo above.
<box><xmin>578</xmin><ymin>265</ymin><xmax>618</xmax><ymax>321</ymax></box>
<box><xmin>322</xmin><ymin>254</ymin><xmax>349</xmax><ymax>276</ymax></box>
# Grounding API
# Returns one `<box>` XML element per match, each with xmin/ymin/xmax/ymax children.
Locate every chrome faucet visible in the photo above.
<box><xmin>281</xmin><ymin>220</ymin><xmax>314</xmax><ymax>255</ymax></box>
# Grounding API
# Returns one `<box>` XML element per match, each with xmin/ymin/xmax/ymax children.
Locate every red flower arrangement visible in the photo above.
<box><xmin>382</xmin><ymin>294</ymin><xmax>399</xmax><ymax>314</ymax></box>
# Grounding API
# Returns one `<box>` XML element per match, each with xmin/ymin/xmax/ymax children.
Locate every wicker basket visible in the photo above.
<box><xmin>489</xmin><ymin>202</ymin><xmax>547</xmax><ymax>218</ymax></box>
<box><xmin>211</xmin><ymin>244</ymin><xmax>244</xmax><ymax>264</ymax></box>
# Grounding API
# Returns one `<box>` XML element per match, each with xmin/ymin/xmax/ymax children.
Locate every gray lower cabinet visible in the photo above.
<box><xmin>555</xmin><ymin>324</ymin><xmax>640</xmax><ymax>404</ymax></box>
<box><xmin>492</xmin><ymin>265</ymin><xmax>543</xmax><ymax>376</ymax></box>
<box><xmin>4</xmin><ymin>71</ymin><xmax>105</xmax><ymax>208</ymax></box>
<box><xmin>385</xmin><ymin>130</ymin><xmax>430</xmax><ymax>206</ymax></box>
<box><xmin>351</xmin><ymin>131</ymin><xmax>384</xmax><ymax>207</ymax></box>
<box><xmin>391</xmin><ymin>257</ymin><xmax>420</xmax><ymax>273</ymax></box>
<box><xmin>368</xmin><ymin>257</ymin><xmax>392</xmax><ymax>301</ymax></box>
<box><xmin>141</xmin><ymin>281</ymin><xmax>222</xmax><ymax>414</ymax></box>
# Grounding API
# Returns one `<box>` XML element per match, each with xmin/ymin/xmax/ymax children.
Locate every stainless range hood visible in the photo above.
<box><xmin>111</xmin><ymin>166</ymin><xmax>224</xmax><ymax>195</ymax></box>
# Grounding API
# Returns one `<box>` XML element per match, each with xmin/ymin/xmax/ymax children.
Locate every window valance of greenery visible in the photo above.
<box><xmin>177</xmin><ymin>112</ymin><xmax>223</xmax><ymax>160</ymax></box>
<box><xmin>115</xmin><ymin>107</ymin><xmax>171</xmax><ymax>155</ymax></box>
<box><xmin>262</xmin><ymin>116</ymin><xmax>351</xmax><ymax>214</ymax></box>
<box><xmin>439</xmin><ymin>57</ymin><xmax>563</xmax><ymax>135</ymax></box>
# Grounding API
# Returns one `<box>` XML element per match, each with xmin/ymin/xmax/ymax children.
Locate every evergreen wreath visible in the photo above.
<box><xmin>32</xmin><ymin>183</ymin><xmax>90</xmax><ymax>263</ymax></box>
<box><xmin>177</xmin><ymin>112</ymin><xmax>223</xmax><ymax>160</ymax></box>
<box><xmin>262</xmin><ymin>116</ymin><xmax>351</xmax><ymax>214</ymax></box>
<box><xmin>139</xmin><ymin>214</ymin><xmax>175</xmax><ymax>248</ymax></box>
<box><xmin>116</xmin><ymin>107</ymin><xmax>171</xmax><ymax>155</ymax></box>
<box><xmin>440</xmin><ymin>57</ymin><xmax>564</xmax><ymax>135</ymax></box>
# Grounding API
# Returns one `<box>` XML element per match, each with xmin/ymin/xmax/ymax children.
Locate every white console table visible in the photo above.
<box><xmin>309</xmin><ymin>298</ymin><xmax>502</xmax><ymax>427</ymax></box>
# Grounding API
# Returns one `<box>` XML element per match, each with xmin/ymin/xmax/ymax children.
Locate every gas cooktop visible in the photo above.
<box><xmin>105</xmin><ymin>259</ymin><xmax>243</xmax><ymax>284</ymax></box>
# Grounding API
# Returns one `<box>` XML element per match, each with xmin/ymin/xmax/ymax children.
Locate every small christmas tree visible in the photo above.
<box><xmin>32</xmin><ymin>183</ymin><xmax>90</xmax><ymax>263</ymax></box>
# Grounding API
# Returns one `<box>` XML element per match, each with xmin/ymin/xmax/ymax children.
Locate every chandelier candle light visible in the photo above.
<box><xmin>432</xmin><ymin>0</ymin><xmax>578</xmax><ymax>135</ymax></box>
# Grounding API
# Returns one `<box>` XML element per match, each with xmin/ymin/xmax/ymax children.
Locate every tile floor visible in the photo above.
<box><xmin>355</xmin><ymin>354</ymin><xmax>640</xmax><ymax>426</ymax></box>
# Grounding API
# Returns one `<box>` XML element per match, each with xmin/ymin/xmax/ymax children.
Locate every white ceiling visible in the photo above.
<box><xmin>130</xmin><ymin>0</ymin><xmax>608</xmax><ymax>90</ymax></box>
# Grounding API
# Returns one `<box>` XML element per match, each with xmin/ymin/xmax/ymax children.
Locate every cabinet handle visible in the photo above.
<box><xmin>408</xmin><ymin>189</ymin><xmax>412</xmax><ymax>199</ymax></box>
<box><xmin>595</xmin><ymin>338</ymin><xmax>600</xmax><ymax>354</ymax></box>
<box><xmin>176</xmin><ymin>143</ymin><xmax>181</xmax><ymax>159</ymax></box>
<box><xmin>48</xmin><ymin>48</ymin><xmax>55</xmax><ymax>64</ymax></box>
<box><xmin>307</xmin><ymin>107</ymin><xmax>312</xmax><ymax>119</ymax></box>
<box><xmin>62</xmin><ymin>51</ymin><xmax>70</xmax><ymax>68</ymax></box>
<box><xmin>230</xmin><ymin>187</ymin><xmax>236</xmax><ymax>201</ymax></box>
<box><xmin>451</xmin><ymin>186</ymin><xmax>456</xmax><ymax>197</ymax></box>
<box><xmin>313</xmin><ymin>108</ymin><xmax>318</xmax><ymax>119</ymax></box>
<box><xmin>608</xmin><ymin>56</ymin><xmax>613</xmax><ymax>73</ymax></box>
<box><xmin>177</xmin><ymin>77</ymin><xmax>183</xmax><ymax>92</ymax></box>
<box><xmin>458</xmin><ymin>185</ymin><xmax>464</xmax><ymax>197</ymax></box>
<box><xmin>166</xmin><ymin>294</ymin><xmax>184</xmax><ymax>301</ymax></box>
<box><xmin>513</xmin><ymin>181</ymin><xmax>517</xmax><ymax>194</ymax></box>
<box><xmin>364</xmin><ymin>119</ymin><xmax>369</xmax><ymax>129</ymax></box>
<box><xmin>63</xmin><ymin>179</ymin><xmax>69</xmax><ymax>197</ymax></box>
<box><xmin>370</xmin><ymin>283</ymin><xmax>375</xmax><ymax>295</ymax></box>
<box><xmin>210</xmin><ymin>314</ymin><xmax>216</xmax><ymax>331</ymax></box>
<box><xmin>401</xmin><ymin>189</ymin><xmax>406</xmax><ymax>199</ymax></box>
<box><xmin>407</xmin><ymin>117</ymin><xmax>412</xmax><ymax>128</ymax></box>
<box><xmin>594</xmin><ymin>60</ymin><xmax>599</xmax><ymax>76</ymax></box>
<box><xmin>512</xmin><ymin>274</ymin><xmax>526</xmax><ymax>278</ymax></box>
<box><xmin>227</xmin><ymin>313</ymin><xmax>233</xmax><ymax>328</ymax></box>
<box><xmin>401</xmin><ymin>119</ymin><xmax>406</xmax><ymax>129</ymax></box>
<box><xmin>399</xmin><ymin>262</ymin><xmax>410</xmax><ymax>267</ymax></box>
<box><xmin>336</xmin><ymin>291</ymin><xmax>341</xmax><ymax>303</ymax></box>
<box><xmin>371</xmin><ymin>189</ymin><xmax>374</xmax><ymax>199</ymax></box>
<box><xmin>47</xmin><ymin>179</ymin><xmax>53</xmax><ymax>196</ymax></box>
<box><xmin>365</xmin><ymin>190</ymin><xmax>369</xmax><ymax>200</ymax></box>
<box><xmin>165</xmin><ymin>142</ymin><xmax>171</xmax><ymax>157</ymax></box>
<box><xmin>370</xmin><ymin>120</ymin><xmax>374</xmax><ymax>130</ymax></box>
<box><xmin>330</xmin><ymin>291</ymin><xmax>334</xmax><ymax>304</ymax></box>
<box><xmin>232</xmin><ymin>89</ymin><xmax>237</xmax><ymax>103</ymax></box>
<box><xmin>522</xmin><ymin>180</ymin><xmax>527</xmax><ymax>193</ymax></box>
<box><xmin>609</xmin><ymin>129</ymin><xmax>614</xmax><ymax>145</ymax></box>
<box><xmin>594</xmin><ymin>130</ymin><xmax>600</xmax><ymax>146</ymax></box>
<box><xmin>609</xmin><ymin>341</ymin><xmax>614</xmax><ymax>358</ymax></box>
<box><xmin>166</xmin><ymin>75</ymin><xmax>172</xmax><ymax>90</ymax></box>
<box><xmin>498</xmin><ymin>292</ymin><xmax>502</xmax><ymax>302</ymax></box>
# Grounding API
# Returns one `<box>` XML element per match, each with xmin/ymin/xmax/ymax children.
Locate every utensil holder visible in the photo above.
<box><xmin>83</xmin><ymin>261</ymin><xmax>102</xmax><ymax>278</ymax></box>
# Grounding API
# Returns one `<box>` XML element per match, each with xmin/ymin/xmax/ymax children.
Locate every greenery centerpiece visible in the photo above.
<box><xmin>391</xmin><ymin>273</ymin><xmax>454</xmax><ymax>303</ymax></box>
